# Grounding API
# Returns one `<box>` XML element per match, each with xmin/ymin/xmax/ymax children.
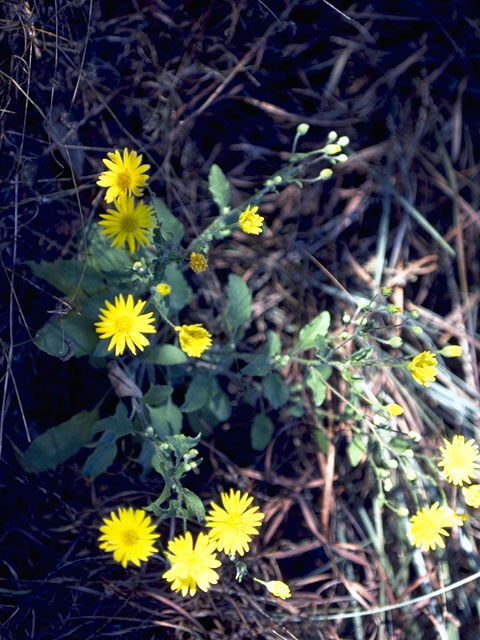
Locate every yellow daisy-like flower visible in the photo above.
<box><xmin>266</xmin><ymin>580</ymin><xmax>291</xmax><ymax>600</ymax></box>
<box><xmin>205</xmin><ymin>489</ymin><xmax>265</xmax><ymax>556</ymax></box>
<box><xmin>162</xmin><ymin>531</ymin><xmax>221</xmax><ymax>597</ymax></box>
<box><xmin>156</xmin><ymin>282</ymin><xmax>171</xmax><ymax>296</ymax></box>
<box><xmin>95</xmin><ymin>293</ymin><xmax>156</xmax><ymax>356</ymax></box>
<box><xmin>442</xmin><ymin>345</ymin><xmax>462</xmax><ymax>357</ymax></box>
<box><xmin>438</xmin><ymin>435</ymin><xmax>480</xmax><ymax>486</ymax></box>
<box><xmin>408</xmin><ymin>350</ymin><xmax>438</xmax><ymax>387</ymax></box>
<box><xmin>189</xmin><ymin>252</ymin><xmax>208</xmax><ymax>273</ymax></box>
<box><xmin>463</xmin><ymin>484</ymin><xmax>480</xmax><ymax>508</ymax></box>
<box><xmin>98</xmin><ymin>193</ymin><xmax>156</xmax><ymax>253</ymax></box>
<box><xmin>408</xmin><ymin>502</ymin><xmax>456</xmax><ymax>551</ymax></box>
<box><xmin>98</xmin><ymin>506</ymin><xmax>160</xmax><ymax>568</ymax></box>
<box><xmin>238</xmin><ymin>205</ymin><xmax>264</xmax><ymax>235</ymax></box>
<box><xmin>175</xmin><ymin>324</ymin><xmax>212</xmax><ymax>358</ymax></box>
<box><xmin>97</xmin><ymin>147</ymin><xmax>150</xmax><ymax>203</ymax></box>
<box><xmin>385</xmin><ymin>403</ymin><xmax>404</xmax><ymax>417</ymax></box>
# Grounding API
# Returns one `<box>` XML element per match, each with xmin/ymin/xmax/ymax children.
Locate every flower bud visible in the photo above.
<box><xmin>388</xmin><ymin>459</ymin><xmax>399</xmax><ymax>469</ymax></box>
<box><xmin>273</xmin><ymin>175</ymin><xmax>283</xmax><ymax>184</ymax></box>
<box><xmin>398</xmin><ymin>507</ymin><xmax>409</xmax><ymax>517</ymax></box>
<box><xmin>405</xmin><ymin>469</ymin><xmax>417</xmax><ymax>481</ymax></box>
<box><xmin>297</xmin><ymin>123</ymin><xmax>310</xmax><ymax>136</ymax></box>
<box><xmin>338</xmin><ymin>136</ymin><xmax>350</xmax><ymax>147</ymax></box>
<box><xmin>442</xmin><ymin>345</ymin><xmax>462</xmax><ymax>357</ymax></box>
<box><xmin>412</xmin><ymin>326</ymin><xmax>423</xmax><ymax>335</ymax></box>
<box><xmin>319</xmin><ymin>168</ymin><xmax>333</xmax><ymax>180</ymax></box>
<box><xmin>383</xmin><ymin>478</ymin><xmax>393</xmax><ymax>492</ymax></box>
<box><xmin>410</xmin><ymin>309</ymin><xmax>420</xmax><ymax>320</ymax></box>
<box><xmin>389</xmin><ymin>336</ymin><xmax>403</xmax><ymax>348</ymax></box>
<box><xmin>381</xmin><ymin>286</ymin><xmax>392</xmax><ymax>296</ymax></box>
<box><xmin>324</xmin><ymin>143</ymin><xmax>342</xmax><ymax>156</ymax></box>
<box><xmin>327</xmin><ymin>130</ymin><xmax>338</xmax><ymax>142</ymax></box>
<box><xmin>336</xmin><ymin>154</ymin><xmax>348</xmax><ymax>162</ymax></box>
<box><xmin>387</xmin><ymin>304</ymin><xmax>402</xmax><ymax>314</ymax></box>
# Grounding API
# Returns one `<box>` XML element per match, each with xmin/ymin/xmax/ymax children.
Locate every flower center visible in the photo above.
<box><xmin>121</xmin><ymin>528</ymin><xmax>139</xmax><ymax>546</ymax></box>
<box><xmin>114</xmin><ymin>314</ymin><xmax>135</xmax><ymax>334</ymax></box>
<box><xmin>117</xmin><ymin>172</ymin><xmax>131</xmax><ymax>189</ymax></box>
<box><xmin>120</xmin><ymin>215</ymin><xmax>138</xmax><ymax>233</ymax></box>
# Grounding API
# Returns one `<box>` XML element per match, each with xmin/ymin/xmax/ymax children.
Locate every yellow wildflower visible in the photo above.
<box><xmin>238</xmin><ymin>205</ymin><xmax>264</xmax><ymax>235</ymax></box>
<box><xmin>463</xmin><ymin>484</ymin><xmax>480</xmax><ymax>508</ymax></box>
<box><xmin>408</xmin><ymin>351</ymin><xmax>438</xmax><ymax>387</ymax></box>
<box><xmin>175</xmin><ymin>324</ymin><xmax>212</xmax><ymax>358</ymax></box>
<box><xmin>98</xmin><ymin>193</ymin><xmax>156</xmax><ymax>253</ymax></box>
<box><xmin>385</xmin><ymin>403</ymin><xmax>404</xmax><ymax>417</ymax></box>
<box><xmin>156</xmin><ymin>283</ymin><xmax>171</xmax><ymax>296</ymax></box>
<box><xmin>97</xmin><ymin>148</ymin><xmax>150</xmax><ymax>203</ymax></box>
<box><xmin>189</xmin><ymin>252</ymin><xmax>208</xmax><ymax>273</ymax></box>
<box><xmin>442</xmin><ymin>345</ymin><xmax>462</xmax><ymax>357</ymax></box>
<box><xmin>408</xmin><ymin>502</ymin><xmax>456</xmax><ymax>551</ymax></box>
<box><xmin>266</xmin><ymin>580</ymin><xmax>291</xmax><ymax>599</ymax></box>
<box><xmin>438</xmin><ymin>435</ymin><xmax>480</xmax><ymax>486</ymax></box>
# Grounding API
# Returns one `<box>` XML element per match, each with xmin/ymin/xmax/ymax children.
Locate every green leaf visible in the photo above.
<box><xmin>83</xmin><ymin>433</ymin><xmax>118</xmax><ymax>477</ymax></box>
<box><xmin>241</xmin><ymin>354</ymin><xmax>270</xmax><ymax>376</ymax></box>
<box><xmin>244</xmin><ymin>387</ymin><xmax>261</xmax><ymax>406</ymax></box>
<box><xmin>27</xmin><ymin>260</ymin><xmax>104</xmax><ymax>296</ymax></box>
<box><xmin>143</xmin><ymin>384</ymin><xmax>173</xmax><ymax>406</ymax></box>
<box><xmin>208</xmin><ymin>164</ymin><xmax>230</xmax><ymax>212</ymax></box>
<box><xmin>148</xmin><ymin>402</ymin><xmax>183</xmax><ymax>436</ymax></box>
<box><xmin>85</xmin><ymin>225</ymin><xmax>132</xmax><ymax>274</ymax></box>
<box><xmin>183</xmin><ymin>488</ymin><xmax>206</xmax><ymax>522</ymax></box>
<box><xmin>226</xmin><ymin>274</ymin><xmax>252</xmax><ymax>334</ymax></box>
<box><xmin>21</xmin><ymin>409</ymin><xmax>99</xmax><ymax>473</ymax></box>
<box><xmin>181</xmin><ymin>374</ymin><xmax>211</xmax><ymax>413</ymax></box>
<box><xmin>164</xmin><ymin>264</ymin><xmax>192</xmax><ymax>312</ymax></box>
<box><xmin>251</xmin><ymin>414</ymin><xmax>274</xmax><ymax>451</ymax></box>
<box><xmin>207</xmin><ymin>387</ymin><xmax>231</xmax><ymax>421</ymax></box>
<box><xmin>141</xmin><ymin>344</ymin><xmax>187</xmax><ymax>365</ymax></box>
<box><xmin>306</xmin><ymin>366</ymin><xmax>331</xmax><ymax>406</ymax></box>
<box><xmin>263</xmin><ymin>373</ymin><xmax>289</xmax><ymax>409</ymax></box>
<box><xmin>348</xmin><ymin>434</ymin><xmax>367</xmax><ymax>467</ymax></box>
<box><xmin>350</xmin><ymin>347</ymin><xmax>373</xmax><ymax>362</ymax></box>
<box><xmin>35</xmin><ymin>314</ymin><xmax>98</xmax><ymax>359</ymax></box>
<box><xmin>294</xmin><ymin>311</ymin><xmax>331</xmax><ymax>352</ymax></box>
<box><xmin>314</xmin><ymin>429</ymin><xmax>329</xmax><ymax>454</ymax></box>
<box><xmin>153</xmin><ymin>198</ymin><xmax>184</xmax><ymax>245</ymax></box>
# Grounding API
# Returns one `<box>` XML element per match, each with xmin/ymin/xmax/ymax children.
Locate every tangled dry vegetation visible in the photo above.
<box><xmin>2</xmin><ymin>1</ymin><xmax>480</xmax><ymax>639</ymax></box>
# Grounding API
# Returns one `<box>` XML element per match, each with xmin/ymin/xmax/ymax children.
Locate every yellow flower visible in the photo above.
<box><xmin>156</xmin><ymin>283</ymin><xmax>171</xmax><ymax>296</ymax></box>
<box><xmin>266</xmin><ymin>580</ymin><xmax>291</xmax><ymax>599</ymax></box>
<box><xmin>205</xmin><ymin>489</ymin><xmax>264</xmax><ymax>556</ymax></box>
<box><xmin>175</xmin><ymin>324</ymin><xmax>212</xmax><ymax>358</ymax></box>
<box><xmin>98</xmin><ymin>506</ymin><xmax>160</xmax><ymax>568</ymax></box>
<box><xmin>442</xmin><ymin>345</ymin><xmax>462</xmax><ymax>357</ymax></box>
<box><xmin>189</xmin><ymin>252</ymin><xmax>208</xmax><ymax>273</ymax></box>
<box><xmin>463</xmin><ymin>484</ymin><xmax>480</xmax><ymax>508</ymax></box>
<box><xmin>162</xmin><ymin>531</ymin><xmax>221</xmax><ymax>597</ymax></box>
<box><xmin>324</xmin><ymin>143</ymin><xmax>342</xmax><ymax>155</ymax></box>
<box><xmin>95</xmin><ymin>293</ymin><xmax>156</xmax><ymax>356</ymax></box>
<box><xmin>438</xmin><ymin>435</ymin><xmax>480</xmax><ymax>486</ymax></box>
<box><xmin>408</xmin><ymin>502</ymin><xmax>456</xmax><ymax>551</ymax></box>
<box><xmin>385</xmin><ymin>403</ymin><xmax>404</xmax><ymax>417</ymax></box>
<box><xmin>238</xmin><ymin>205</ymin><xmax>264</xmax><ymax>235</ymax></box>
<box><xmin>98</xmin><ymin>193</ymin><xmax>156</xmax><ymax>253</ymax></box>
<box><xmin>97</xmin><ymin>148</ymin><xmax>150</xmax><ymax>203</ymax></box>
<box><xmin>408</xmin><ymin>350</ymin><xmax>438</xmax><ymax>387</ymax></box>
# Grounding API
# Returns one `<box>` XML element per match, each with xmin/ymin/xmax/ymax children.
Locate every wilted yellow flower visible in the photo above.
<box><xmin>97</xmin><ymin>148</ymin><xmax>150</xmax><ymax>203</ymax></box>
<box><xmin>438</xmin><ymin>435</ymin><xmax>480</xmax><ymax>486</ymax></box>
<box><xmin>206</xmin><ymin>489</ymin><xmax>264</xmax><ymax>556</ymax></box>
<box><xmin>442</xmin><ymin>345</ymin><xmax>462</xmax><ymax>357</ymax></box>
<box><xmin>175</xmin><ymin>324</ymin><xmax>212</xmax><ymax>358</ymax></box>
<box><xmin>98</xmin><ymin>506</ymin><xmax>160</xmax><ymax>568</ymax></box>
<box><xmin>238</xmin><ymin>205</ymin><xmax>264</xmax><ymax>235</ymax></box>
<box><xmin>162</xmin><ymin>531</ymin><xmax>221</xmax><ymax>597</ymax></box>
<box><xmin>463</xmin><ymin>484</ymin><xmax>480</xmax><ymax>508</ymax></box>
<box><xmin>408</xmin><ymin>351</ymin><xmax>438</xmax><ymax>387</ymax></box>
<box><xmin>266</xmin><ymin>580</ymin><xmax>291</xmax><ymax>599</ymax></box>
<box><xmin>156</xmin><ymin>283</ymin><xmax>171</xmax><ymax>296</ymax></box>
<box><xmin>98</xmin><ymin>193</ymin><xmax>156</xmax><ymax>253</ymax></box>
<box><xmin>190</xmin><ymin>252</ymin><xmax>208</xmax><ymax>273</ymax></box>
<box><xmin>408</xmin><ymin>502</ymin><xmax>456</xmax><ymax>551</ymax></box>
<box><xmin>95</xmin><ymin>294</ymin><xmax>156</xmax><ymax>356</ymax></box>
<box><xmin>385</xmin><ymin>403</ymin><xmax>404</xmax><ymax>417</ymax></box>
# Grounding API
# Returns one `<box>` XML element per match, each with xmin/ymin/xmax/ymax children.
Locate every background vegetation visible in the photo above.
<box><xmin>1</xmin><ymin>1</ymin><xmax>480</xmax><ymax>638</ymax></box>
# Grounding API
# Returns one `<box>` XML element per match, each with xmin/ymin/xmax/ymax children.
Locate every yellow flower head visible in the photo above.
<box><xmin>463</xmin><ymin>484</ymin><xmax>480</xmax><ymax>508</ymax></box>
<box><xmin>266</xmin><ymin>580</ymin><xmax>291</xmax><ymax>600</ymax></box>
<box><xmin>189</xmin><ymin>252</ymin><xmax>208</xmax><ymax>273</ymax></box>
<box><xmin>408</xmin><ymin>502</ymin><xmax>456</xmax><ymax>551</ymax></box>
<box><xmin>238</xmin><ymin>205</ymin><xmax>264</xmax><ymax>235</ymax></box>
<box><xmin>175</xmin><ymin>324</ymin><xmax>212</xmax><ymax>358</ymax></box>
<box><xmin>97</xmin><ymin>148</ymin><xmax>150</xmax><ymax>203</ymax></box>
<box><xmin>408</xmin><ymin>350</ymin><xmax>438</xmax><ymax>387</ymax></box>
<box><xmin>98</xmin><ymin>506</ymin><xmax>160</xmax><ymax>568</ymax></box>
<box><xmin>205</xmin><ymin>489</ymin><xmax>265</xmax><ymax>556</ymax></box>
<box><xmin>95</xmin><ymin>293</ymin><xmax>156</xmax><ymax>356</ymax></box>
<box><xmin>156</xmin><ymin>282</ymin><xmax>171</xmax><ymax>296</ymax></box>
<box><xmin>162</xmin><ymin>531</ymin><xmax>221</xmax><ymax>597</ymax></box>
<box><xmin>438</xmin><ymin>435</ymin><xmax>480</xmax><ymax>486</ymax></box>
<box><xmin>385</xmin><ymin>403</ymin><xmax>404</xmax><ymax>417</ymax></box>
<box><xmin>98</xmin><ymin>193</ymin><xmax>156</xmax><ymax>253</ymax></box>
<box><xmin>442</xmin><ymin>345</ymin><xmax>462</xmax><ymax>358</ymax></box>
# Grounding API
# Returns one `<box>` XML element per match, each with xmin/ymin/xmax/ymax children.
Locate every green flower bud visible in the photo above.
<box><xmin>398</xmin><ymin>507</ymin><xmax>409</xmax><ymax>517</ymax></box>
<box><xmin>405</xmin><ymin>469</ymin><xmax>417</xmax><ymax>481</ymax></box>
<box><xmin>338</xmin><ymin>136</ymin><xmax>350</xmax><ymax>147</ymax></box>
<box><xmin>412</xmin><ymin>326</ymin><xmax>423</xmax><ymax>335</ymax></box>
<box><xmin>327</xmin><ymin>130</ymin><xmax>338</xmax><ymax>142</ymax></box>
<box><xmin>319</xmin><ymin>168</ymin><xmax>333</xmax><ymax>180</ymax></box>
<box><xmin>389</xmin><ymin>336</ymin><xmax>403</xmax><ymax>348</ymax></box>
<box><xmin>383</xmin><ymin>478</ymin><xmax>393</xmax><ymax>492</ymax></box>
<box><xmin>145</xmin><ymin>426</ymin><xmax>154</xmax><ymax>436</ymax></box>
<box><xmin>404</xmin><ymin>449</ymin><xmax>414</xmax><ymax>459</ymax></box>
<box><xmin>324</xmin><ymin>143</ymin><xmax>342</xmax><ymax>156</ymax></box>
<box><xmin>273</xmin><ymin>175</ymin><xmax>283</xmax><ymax>184</ymax></box>
<box><xmin>297</xmin><ymin>123</ymin><xmax>310</xmax><ymax>136</ymax></box>
<box><xmin>381</xmin><ymin>286</ymin><xmax>392</xmax><ymax>296</ymax></box>
<box><xmin>336</xmin><ymin>154</ymin><xmax>348</xmax><ymax>162</ymax></box>
<box><xmin>387</xmin><ymin>304</ymin><xmax>402</xmax><ymax>314</ymax></box>
<box><xmin>388</xmin><ymin>459</ymin><xmax>399</xmax><ymax>469</ymax></box>
<box><xmin>410</xmin><ymin>309</ymin><xmax>420</xmax><ymax>320</ymax></box>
